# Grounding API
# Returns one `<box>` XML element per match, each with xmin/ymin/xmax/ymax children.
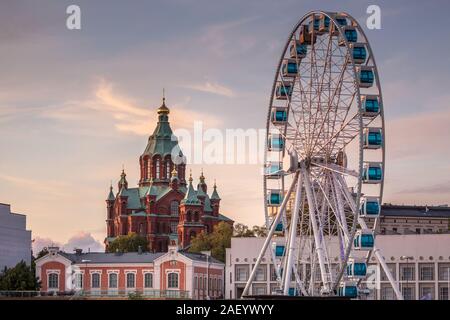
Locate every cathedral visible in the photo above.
<box><xmin>105</xmin><ymin>96</ymin><xmax>233</xmax><ymax>252</ymax></box>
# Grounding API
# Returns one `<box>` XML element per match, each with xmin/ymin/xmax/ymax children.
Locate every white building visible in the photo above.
<box><xmin>0</xmin><ymin>203</ymin><xmax>32</xmax><ymax>270</ymax></box>
<box><xmin>225</xmin><ymin>235</ymin><xmax>450</xmax><ymax>300</ymax></box>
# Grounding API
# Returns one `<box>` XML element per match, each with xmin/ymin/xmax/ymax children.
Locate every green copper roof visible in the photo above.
<box><xmin>181</xmin><ymin>178</ymin><xmax>201</xmax><ymax>206</ymax></box>
<box><xmin>210</xmin><ymin>183</ymin><xmax>221</xmax><ymax>200</ymax></box>
<box><xmin>107</xmin><ymin>186</ymin><xmax>115</xmax><ymax>201</ymax></box>
<box><xmin>142</xmin><ymin>99</ymin><xmax>183</xmax><ymax>158</ymax></box>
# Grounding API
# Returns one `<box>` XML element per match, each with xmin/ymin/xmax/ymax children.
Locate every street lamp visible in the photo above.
<box><xmin>201</xmin><ymin>251</ymin><xmax>211</xmax><ymax>300</ymax></box>
<box><xmin>400</xmin><ymin>256</ymin><xmax>414</xmax><ymax>300</ymax></box>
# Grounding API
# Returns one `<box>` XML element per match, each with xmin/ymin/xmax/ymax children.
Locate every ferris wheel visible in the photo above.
<box><xmin>243</xmin><ymin>11</ymin><xmax>403</xmax><ymax>299</ymax></box>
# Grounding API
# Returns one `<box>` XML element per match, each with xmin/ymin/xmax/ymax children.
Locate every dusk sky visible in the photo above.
<box><xmin>1</xmin><ymin>0</ymin><xmax>450</xmax><ymax>252</ymax></box>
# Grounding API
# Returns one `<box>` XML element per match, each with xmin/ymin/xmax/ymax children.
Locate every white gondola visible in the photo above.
<box><xmin>360</xmin><ymin>196</ymin><xmax>381</xmax><ymax>218</ymax></box>
<box><xmin>361</xmin><ymin>95</ymin><xmax>380</xmax><ymax>116</ymax></box>
<box><xmin>362</xmin><ymin>162</ymin><xmax>382</xmax><ymax>184</ymax></box>
<box><xmin>281</xmin><ymin>59</ymin><xmax>298</xmax><ymax>77</ymax></box>
<box><xmin>267</xmin><ymin>189</ymin><xmax>283</xmax><ymax>206</ymax></box>
<box><xmin>299</xmin><ymin>25</ymin><xmax>316</xmax><ymax>45</ymax></box>
<box><xmin>353</xmin><ymin>229</ymin><xmax>375</xmax><ymax>250</ymax></box>
<box><xmin>275</xmin><ymin>81</ymin><xmax>293</xmax><ymax>100</ymax></box>
<box><xmin>265</xmin><ymin>161</ymin><xmax>283</xmax><ymax>179</ymax></box>
<box><xmin>346</xmin><ymin>258</ymin><xmax>368</xmax><ymax>278</ymax></box>
<box><xmin>268</xmin><ymin>133</ymin><xmax>285</xmax><ymax>152</ymax></box>
<box><xmin>357</xmin><ymin>66</ymin><xmax>375</xmax><ymax>88</ymax></box>
<box><xmin>363</xmin><ymin>127</ymin><xmax>382</xmax><ymax>149</ymax></box>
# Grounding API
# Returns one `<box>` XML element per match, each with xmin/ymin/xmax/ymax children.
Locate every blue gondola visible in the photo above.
<box><xmin>363</xmin><ymin>128</ymin><xmax>382</xmax><ymax>149</ymax></box>
<box><xmin>338</xmin><ymin>282</ymin><xmax>358</xmax><ymax>298</ymax></box>
<box><xmin>288</xmin><ymin>287</ymin><xmax>297</xmax><ymax>296</ymax></box>
<box><xmin>319</xmin><ymin>14</ymin><xmax>330</xmax><ymax>32</ymax></box>
<box><xmin>265</xmin><ymin>161</ymin><xmax>282</xmax><ymax>178</ymax></box>
<box><xmin>290</xmin><ymin>40</ymin><xmax>308</xmax><ymax>58</ymax></box>
<box><xmin>335</xmin><ymin>14</ymin><xmax>348</xmax><ymax>26</ymax></box>
<box><xmin>358</xmin><ymin>67</ymin><xmax>375</xmax><ymax>88</ymax></box>
<box><xmin>345</xmin><ymin>28</ymin><xmax>358</xmax><ymax>42</ymax></box>
<box><xmin>282</xmin><ymin>59</ymin><xmax>298</xmax><ymax>77</ymax></box>
<box><xmin>354</xmin><ymin>230</ymin><xmax>375</xmax><ymax>250</ymax></box>
<box><xmin>362</xmin><ymin>162</ymin><xmax>382</xmax><ymax>183</ymax></box>
<box><xmin>267</xmin><ymin>190</ymin><xmax>283</xmax><ymax>206</ymax></box>
<box><xmin>346</xmin><ymin>259</ymin><xmax>367</xmax><ymax>278</ymax></box>
<box><xmin>275</xmin><ymin>82</ymin><xmax>293</xmax><ymax>100</ymax></box>
<box><xmin>352</xmin><ymin>44</ymin><xmax>367</xmax><ymax>64</ymax></box>
<box><xmin>299</xmin><ymin>25</ymin><xmax>316</xmax><ymax>45</ymax></box>
<box><xmin>268</xmin><ymin>134</ymin><xmax>284</xmax><ymax>151</ymax></box>
<box><xmin>275</xmin><ymin>222</ymin><xmax>284</xmax><ymax>232</ymax></box>
<box><xmin>360</xmin><ymin>197</ymin><xmax>381</xmax><ymax>217</ymax></box>
<box><xmin>275</xmin><ymin>245</ymin><xmax>285</xmax><ymax>257</ymax></box>
<box><xmin>362</xmin><ymin>95</ymin><xmax>380</xmax><ymax>115</ymax></box>
<box><xmin>271</xmin><ymin>107</ymin><xmax>288</xmax><ymax>124</ymax></box>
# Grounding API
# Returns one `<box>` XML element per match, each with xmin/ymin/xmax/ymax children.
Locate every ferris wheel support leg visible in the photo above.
<box><xmin>283</xmin><ymin>172</ymin><xmax>303</xmax><ymax>295</ymax></box>
<box><xmin>301</xmin><ymin>164</ymin><xmax>331</xmax><ymax>293</ymax></box>
<box><xmin>241</xmin><ymin>171</ymin><xmax>300</xmax><ymax>298</ymax></box>
<box><xmin>357</xmin><ymin>217</ymin><xmax>404</xmax><ymax>300</ymax></box>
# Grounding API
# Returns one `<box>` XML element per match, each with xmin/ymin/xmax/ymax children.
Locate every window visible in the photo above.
<box><xmin>419</xmin><ymin>264</ymin><xmax>434</xmax><ymax>281</ymax></box>
<box><xmin>402</xmin><ymin>286</ymin><xmax>415</xmax><ymax>300</ymax></box>
<box><xmin>170</xmin><ymin>221</ymin><xmax>178</xmax><ymax>234</ymax></box>
<box><xmin>170</xmin><ymin>201</ymin><xmax>179</xmax><ymax>216</ymax></box>
<box><xmin>419</xmin><ymin>284</ymin><xmax>434</xmax><ymax>300</ymax></box>
<box><xmin>252</xmin><ymin>284</ymin><xmax>267</xmax><ymax>295</ymax></box>
<box><xmin>126</xmin><ymin>273</ymin><xmax>136</xmax><ymax>288</ymax></box>
<box><xmin>48</xmin><ymin>273</ymin><xmax>59</xmax><ymax>289</ymax></box>
<box><xmin>155</xmin><ymin>159</ymin><xmax>160</xmax><ymax>179</ymax></box>
<box><xmin>253</xmin><ymin>265</ymin><xmax>267</xmax><ymax>281</ymax></box>
<box><xmin>194</xmin><ymin>276</ymin><xmax>198</xmax><ymax>290</ymax></box>
<box><xmin>439</xmin><ymin>285</ymin><xmax>448</xmax><ymax>300</ymax></box>
<box><xmin>199</xmin><ymin>276</ymin><xmax>203</xmax><ymax>290</ymax></box>
<box><xmin>91</xmin><ymin>273</ymin><xmax>101</xmax><ymax>288</ymax></box>
<box><xmin>75</xmin><ymin>273</ymin><xmax>83</xmax><ymax>289</ymax></box>
<box><xmin>400</xmin><ymin>264</ymin><xmax>415</xmax><ymax>281</ymax></box>
<box><xmin>270</xmin><ymin>264</ymin><xmax>279</xmax><ymax>281</ymax></box>
<box><xmin>168</xmin><ymin>273</ymin><xmax>179</xmax><ymax>289</ymax></box>
<box><xmin>166</xmin><ymin>160</ymin><xmax>171</xmax><ymax>178</ymax></box>
<box><xmin>380</xmin><ymin>263</ymin><xmax>396</xmax><ymax>281</ymax></box>
<box><xmin>438</xmin><ymin>263</ymin><xmax>450</xmax><ymax>280</ymax></box>
<box><xmin>109</xmin><ymin>273</ymin><xmax>118</xmax><ymax>288</ymax></box>
<box><xmin>144</xmin><ymin>273</ymin><xmax>153</xmax><ymax>288</ymax></box>
<box><xmin>380</xmin><ymin>285</ymin><xmax>395</xmax><ymax>300</ymax></box>
<box><xmin>235</xmin><ymin>265</ymin><xmax>249</xmax><ymax>282</ymax></box>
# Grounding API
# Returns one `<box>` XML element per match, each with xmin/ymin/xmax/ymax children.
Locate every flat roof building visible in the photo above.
<box><xmin>0</xmin><ymin>203</ymin><xmax>32</xmax><ymax>270</ymax></box>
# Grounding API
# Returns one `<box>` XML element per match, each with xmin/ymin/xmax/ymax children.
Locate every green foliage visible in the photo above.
<box><xmin>0</xmin><ymin>261</ymin><xmax>40</xmax><ymax>291</ymax></box>
<box><xmin>35</xmin><ymin>248</ymin><xmax>49</xmax><ymax>260</ymax></box>
<box><xmin>233</xmin><ymin>223</ymin><xmax>255</xmax><ymax>237</ymax></box>
<box><xmin>107</xmin><ymin>232</ymin><xmax>149</xmax><ymax>253</ymax></box>
<box><xmin>252</xmin><ymin>225</ymin><xmax>268</xmax><ymax>237</ymax></box>
<box><xmin>189</xmin><ymin>222</ymin><xmax>233</xmax><ymax>262</ymax></box>
<box><xmin>128</xmin><ymin>291</ymin><xmax>144</xmax><ymax>300</ymax></box>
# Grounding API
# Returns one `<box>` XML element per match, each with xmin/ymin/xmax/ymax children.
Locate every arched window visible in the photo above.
<box><xmin>170</xmin><ymin>201</ymin><xmax>179</xmax><ymax>216</ymax></box>
<box><xmin>109</xmin><ymin>273</ymin><xmax>118</xmax><ymax>288</ymax></box>
<box><xmin>166</xmin><ymin>159</ymin><xmax>171</xmax><ymax>178</ymax></box>
<box><xmin>144</xmin><ymin>273</ymin><xmax>153</xmax><ymax>288</ymax></box>
<box><xmin>194</xmin><ymin>212</ymin><xmax>199</xmax><ymax>222</ymax></box>
<box><xmin>126</xmin><ymin>273</ymin><xmax>135</xmax><ymax>288</ymax></box>
<box><xmin>168</xmin><ymin>273</ymin><xmax>179</xmax><ymax>289</ymax></box>
<box><xmin>48</xmin><ymin>273</ymin><xmax>59</xmax><ymax>289</ymax></box>
<box><xmin>155</xmin><ymin>159</ymin><xmax>160</xmax><ymax>179</ymax></box>
<box><xmin>91</xmin><ymin>273</ymin><xmax>100</xmax><ymax>288</ymax></box>
<box><xmin>138</xmin><ymin>223</ymin><xmax>144</xmax><ymax>235</ymax></box>
<box><xmin>186</xmin><ymin>211</ymin><xmax>192</xmax><ymax>222</ymax></box>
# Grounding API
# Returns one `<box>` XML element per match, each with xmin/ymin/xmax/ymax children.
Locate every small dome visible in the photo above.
<box><xmin>157</xmin><ymin>97</ymin><xmax>170</xmax><ymax>115</ymax></box>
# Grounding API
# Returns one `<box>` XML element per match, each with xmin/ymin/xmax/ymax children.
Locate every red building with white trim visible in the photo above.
<box><xmin>35</xmin><ymin>246</ymin><xmax>224</xmax><ymax>299</ymax></box>
<box><xmin>105</xmin><ymin>96</ymin><xmax>233</xmax><ymax>252</ymax></box>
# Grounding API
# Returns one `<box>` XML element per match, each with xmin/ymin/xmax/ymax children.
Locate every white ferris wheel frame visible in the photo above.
<box><xmin>242</xmin><ymin>11</ymin><xmax>403</xmax><ymax>300</ymax></box>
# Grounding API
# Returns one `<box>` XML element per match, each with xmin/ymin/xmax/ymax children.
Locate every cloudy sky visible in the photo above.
<box><xmin>1</xmin><ymin>0</ymin><xmax>449</xmax><ymax>253</ymax></box>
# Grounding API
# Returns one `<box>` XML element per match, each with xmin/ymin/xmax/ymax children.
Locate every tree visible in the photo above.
<box><xmin>252</xmin><ymin>225</ymin><xmax>268</xmax><ymax>237</ymax></box>
<box><xmin>189</xmin><ymin>222</ymin><xmax>233</xmax><ymax>262</ymax></box>
<box><xmin>0</xmin><ymin>261</ymin><xmax>40</xmax><ymax>291</ymax></box>
<box><xmin>35</xmin><ymin>248</ymin><xmax>49</xmax><ymax>260</ymax></box>
<box><xmin>233</xmin><ymin>223</ymin><xmax>255</xmax><ymax>237</ymax></box>
<box><xmin>107</xmin><ymin>233</ymin><xmax>149</xmax><ymax>253</ymax></box>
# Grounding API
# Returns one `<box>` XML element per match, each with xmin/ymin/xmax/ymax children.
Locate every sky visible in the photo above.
<box><xmin>1</xmin><ymin>0</ymin><xmax>450</xmax><ymax>253</ymax></box>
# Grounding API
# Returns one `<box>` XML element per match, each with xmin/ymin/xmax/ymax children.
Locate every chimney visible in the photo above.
<box><xmin>74</xmin><ymin>248</ymin><xmax>83</xmax><ymax>255</ymax></box>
